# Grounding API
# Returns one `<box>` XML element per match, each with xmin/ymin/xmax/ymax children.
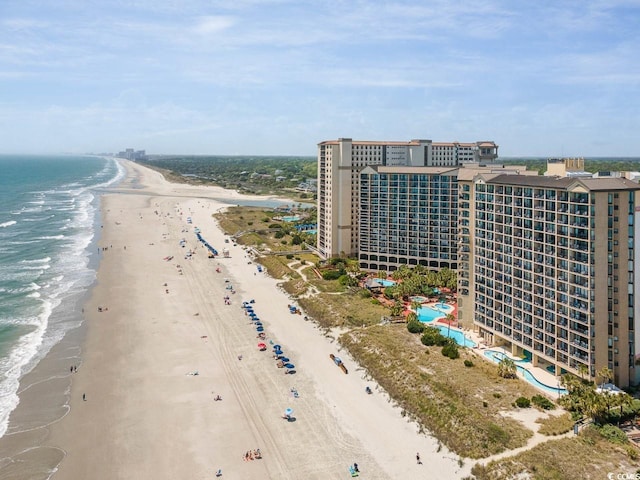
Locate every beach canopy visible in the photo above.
<box><xmin>274</xmin><ymin>350</ymin><xmax>283</xmax><ymax>356</ymax></box>
<box><xmin>273</xmin><ymin>344</ymin><xmax>281</xmax><ymax>350</ymax></box>
<box><xmin>284</xmin><ymin>408</ymin><xmax>293</xmax><ymax>416</ymax></box>
<box><xmin>257</xmin><ymin>342</ymin><xmax>267</xmax><ymax>348</ymax></box>
<box><xmin>279</xmin><ymin>357</ymin><xmax>290</xmax><ymax>362</ymax></box>
<box><xmin>284</xmin><ymin>363</ymin><xmax>295</xmax><ymax>369</ymax></box>
<box><xmin>256</xmin><ymin>326</ymin><xmax>264</xmax><ymax>332</ymax></box>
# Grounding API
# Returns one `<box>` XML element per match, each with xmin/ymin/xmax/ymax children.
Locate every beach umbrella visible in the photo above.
<box><xmin>279</xmin><ymin>357</ymin><xmax>290</xmax><ymax>362</ymax></box>
<box><xmin>257</xmin><ymin>342</ymin><xmax>267</xmax><ymax>349</ymax></box>
<box><xmin>256</xmin><ymin>326</ymin><xmax>264</xmax><ymax>332</ymax></box>
<box><xmin>274</xmin><ymin>349</ymin><xmax>283</xmax><ymax>356</ymax></box>
<box><xmin>254</xmin><ymin>322</ymin><xmax>263</xmax><ymax>327</ymax></box>
<box><xmin>284</xmin><ymin>363</ymin><xmax>295</xmax><ymax>369</ymax></box>
<box><xmin>284</xmin><ymin>408</ymin><xmax>293</xmax><ymax>417</ymax></box>
<box><xmin>273</xmin><ymin>344</ymin><xmax>281</xmax><ymax>350</ymax></box>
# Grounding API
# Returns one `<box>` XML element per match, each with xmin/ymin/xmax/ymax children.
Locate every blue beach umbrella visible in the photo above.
<box><xmin>274</xmin><ymin>349</ymin><xmax>283</xmax><ymax>355</ymax></box>
<box><xmin>284</xmin><ymin>408</ymin><xmax>293</xmax><ymax>416</ymax></box>
<box><xmin>273</xmin><ymin>344</ymin><xmax>281</xmax><ymax>350</ymax></box>
<box><xmin>279</xmin><ymin>357</ymin><xmax>289</xmax><ymax>362</ymax></box>
<box><xmin>256</xmin><ymin>326</ymin><xmax>264</xmax><ymax>332</ymax></box>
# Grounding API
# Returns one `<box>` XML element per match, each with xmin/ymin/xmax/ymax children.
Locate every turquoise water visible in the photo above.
<box><xmin>281</xmin><ymin>215</ymin><xmax>301</xmax><ymax>222</ymax></box>
<box><xmin>417</xmin><ymin>303</ymin><xmax>454</xmax><ymax>322</ymax></box>
<box><xmin>483</xmin><ymin>351</ymin><xmax>568</xmax><ymax>395</ymax></box>
<box><xmin>409</xmin><ymin>295</ymin><xmax>428</xmax><ymax>303</ymax></box>
<box><xmin>0</xmin><ymin>155</ymin><xmax>124</xmax><ymax>437</ymax></box>
<box><xmin>436</xmin><ymin>325</ymin><xmax>477</xmax><ymax>348</ymax></box>
<box><xmin>376</xmin><ymin>279</ymin><xmax>396</xmax><ymax>287</ymax></box>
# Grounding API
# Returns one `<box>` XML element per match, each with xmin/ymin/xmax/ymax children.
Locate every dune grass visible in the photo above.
<box><xmin>470</xmin><ymin>426</ymin><xmax>638</xmax><ymax>479</ymax></box>
<box><xmin>340</xmin><ymin>325</ymin><xmax>539</xmax><ymax>458</ymax></box>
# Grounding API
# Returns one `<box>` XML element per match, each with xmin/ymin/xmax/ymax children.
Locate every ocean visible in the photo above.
<box><xmin>0</xmin><ymin>155</ymin><xmax>124</xmax><ymax>438</ymax></box>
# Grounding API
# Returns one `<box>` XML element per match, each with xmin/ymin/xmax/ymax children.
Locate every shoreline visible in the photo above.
<box><xmin>0</xmin><ymin>160</ymin><xmax>467</xmax><ymax>479</ymax></box>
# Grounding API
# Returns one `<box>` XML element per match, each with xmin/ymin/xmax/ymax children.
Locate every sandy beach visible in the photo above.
<box><xmin>0</xmin><ymin>160</ymin><xmax>468</xmax><ymax>479</ymax></box>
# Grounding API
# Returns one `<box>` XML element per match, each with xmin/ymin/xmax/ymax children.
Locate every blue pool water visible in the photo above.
<box><xmin>376</xmin><ymin>279</ymin><xmax>396</xmax><ymax>287</ymax></box>
<box><xmin>436</xmin><ymin>325</ymin><xmax>477</xmax><ymax>348</ymax></box>
<box><xmin>281</xmin><ymin>215</ymin><xmax>301</xmax><ymax>222</ymax></box>
<box><xmin>483</xmin><ymin>351</ymin><xmax>568</xmax><ymax>395</ymax></box>
<box><xmin>409</xmin><ymin>295</ymin><xmax>428</xmax><ymax>303</ymax></box>
<box><xmin>417</xmin><ymin>303</ymin><xmax>454</xmax><ymax>322</ymax></box>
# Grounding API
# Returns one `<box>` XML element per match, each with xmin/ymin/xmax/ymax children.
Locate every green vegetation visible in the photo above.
<box><xmin>139</xmin><ymin>155</ymin><xmax>317</xmax><ymax>200</ymax></box>
<box><xmin>340</xmin><ymin>325</ymin><xmax>538</xmax><ymax>458</ymax></box>
<box><xmin>497</xmin><ymin>358</ymin><xmax>517</xmax><ymax>379</ymax></box>
<box><xmin>535</xmin><ymin>412</ymin><xmax>574</xmax><ymax>436</ymax></box>
<box><xmin>559</xmin><ymin>371</ymin><xmax>638</xmax><ymax>424</ymax></box>
<box><xmin>470</xmin><ymin>427</ymin><xmax>638</xmax><ymax>479</ymax></box>
<box><xmin>502</xmin><ymin>157</ymin><xmax>640</xmax><ymax>175</ymax></box>
<box><xmin>515</xmin><ymin>397</ymin><xmax>531</xmax><ymax>408</ymax></box>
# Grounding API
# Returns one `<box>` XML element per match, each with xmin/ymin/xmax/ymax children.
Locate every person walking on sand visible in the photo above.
<box><xmin>416</xmin><ymin>452</ymin><xmax>422</xmax><ymax>464</ymax></box>
<box><xmin>82</xmin><ymin>393</ymin><xmax>86</xmax><ymax>401</ymax></box>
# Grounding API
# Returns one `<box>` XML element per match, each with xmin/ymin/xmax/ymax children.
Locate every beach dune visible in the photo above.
<box><xmin>0</xmin><ymin>160</ymin><xmax>467</xmax><ymax>479</ymax></box>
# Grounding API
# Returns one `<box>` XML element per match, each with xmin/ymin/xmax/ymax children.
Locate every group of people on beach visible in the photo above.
<box><xmin>243</xmin><ymin>449</ymin><xmax>261</xmax><ymax>461</ymax></box>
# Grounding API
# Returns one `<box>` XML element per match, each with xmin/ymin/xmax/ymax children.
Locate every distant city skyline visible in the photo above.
<box><xmin>1</xmin><ymin>1</ymin><xmax>639</xmax><ymax>157</ymax></box>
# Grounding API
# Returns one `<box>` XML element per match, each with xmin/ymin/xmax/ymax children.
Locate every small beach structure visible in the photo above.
<box><xmin>329</xmin><ymin>354</ymin><xmax>348</xmax><ymax>374</ymax></box>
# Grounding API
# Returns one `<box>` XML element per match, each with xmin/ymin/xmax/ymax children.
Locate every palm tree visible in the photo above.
<box><xmin>410</xmin><ymin>300</ymin><xmax>422</xmax><ymax>314</ymax></box>
<box><xmin>577</xmin><ymin>364</ymin><xmax>589</xmax><ymax>382</ymax></box>
<box><xmin>596</xmin><ymin>366</ymin><xmax>613</xmax><ymax>388</ymax></box>
<box><xmin>389</xmin><ymin>300</ymin><xmax>404</xmax><ymax>317</ymax></box>
<box><xmin>497</xmin><ymin>357</ymin><xmax>517</xmax><ymax>379</ymax></box>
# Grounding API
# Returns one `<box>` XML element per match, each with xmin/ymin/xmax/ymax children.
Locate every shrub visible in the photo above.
<box><xmin>595</xmin><ymin>424</ymin><xmax>628</xmax><ymax>444</ymax></box>
<box><xmin>515</xmin><ymin>397</ymin><xmax>531</xmax><ymax>408</ymax></box>
<box><xmin>420</xmin><ymin>326</ymin><xmax>447</xmax><ymax>346</ymax></box>
<box><xmin>274</xmin><ymin>231</ymin><xmax>285</xmax><ymax>239</ymax></box>
<box><xmin>464</xmin><ymin>359</ymin><xmax>474</xmax><ymax>367</ymax></box>
<box><xmin>247</xmin><ymin>221</ymin><xmax>253</xmax><ymax>226</ymax></box>
<box><xmin>286</xmin><ymin>254</ymin><xmax>294</xmax><ymax>259</ymax></box>
<box><xmin>268</xmin><ymin>223</ymin><xmax>281</xmax><ymax>229</ymax></box>
<box><xmin>322</xmin><ymin>270</ymin><xmax>342</xmax><ymax>281</ymax></box>
<box><xmin>407</xmin><ymin>319</ymin><xmax>425</xmax><ymax>334</ymax></box>
<box><xmin>442</xmin><ymin>341</ymin><xmax>459</xmax><ymax>359</ymax></box>
<box><xmin>262</xmin><ymin>217</ymin><xmax>270</xmax><ymax>222</ymax></box>
<box><xmin>531</xmin><ymin>395</ymin><xmax>556</xmax><ymax>410</ymax></box>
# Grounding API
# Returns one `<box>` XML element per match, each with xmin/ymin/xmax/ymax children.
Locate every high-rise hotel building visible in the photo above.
<box><xmin>456</xmin><ymin>165</ymin><xmax>640</xmax><ymax>387</ymax></box>
<box><xmin>317</xmin><ymin>138</ymin><xmax>498</xmax><ymax>259</ymax></box>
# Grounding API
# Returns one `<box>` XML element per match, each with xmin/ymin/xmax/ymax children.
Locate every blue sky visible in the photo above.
<box><xmin>1</xmin><ymin>0</ymin><xmax>639</xmax><ymax>156</ymax></box>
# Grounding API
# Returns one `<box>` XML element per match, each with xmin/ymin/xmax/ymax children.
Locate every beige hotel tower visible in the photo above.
<box><xmin>318</xmin><ymin>140</ymin><xmax>640</xmax><ymax>388</ymax></box>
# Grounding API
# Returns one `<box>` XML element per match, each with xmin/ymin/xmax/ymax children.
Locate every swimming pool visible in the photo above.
<box><xmin>436</xmin><ymin>325</ymin><xmax>477</xmax><ymax>348</ymax></box>
<box><xmin>376</xmin><ymin>279</ymin><xmax>397</xmax><ymax>287</ymax></box>
<box><xmin>281</xmin><ymin>215</ymin><xmax>301</xmax><ymax>222</ymax></box>
<box><xmin>409</xmin><ymin>295</ymin><xmax>428</xmax><ymax>303</ymax></box>
<box><xmin>483</xmin><ymin>350</ymin><xmax>567</xmax><ymax>395</ymax></box>
<box><xmin>417</xmin><ymin>303</ymin><xmax>454</xmax><ymax>322</ymax></box>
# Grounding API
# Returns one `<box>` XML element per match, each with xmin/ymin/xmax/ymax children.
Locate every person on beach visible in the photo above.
<box><xmin>82</xmin><ymin>393</ymin><xmax>86</xmax><ymax>401</ymax></box>
<box><xmin>416</xmin><ymin>452</ymin><xmax>422</xmax><ymax>464</ymax></box>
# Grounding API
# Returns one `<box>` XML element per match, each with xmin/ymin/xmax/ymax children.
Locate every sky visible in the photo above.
<box><xmin>0</xmin><ymin>0</ymin><xmax>639</xmax><ymax>157</ymax></box>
